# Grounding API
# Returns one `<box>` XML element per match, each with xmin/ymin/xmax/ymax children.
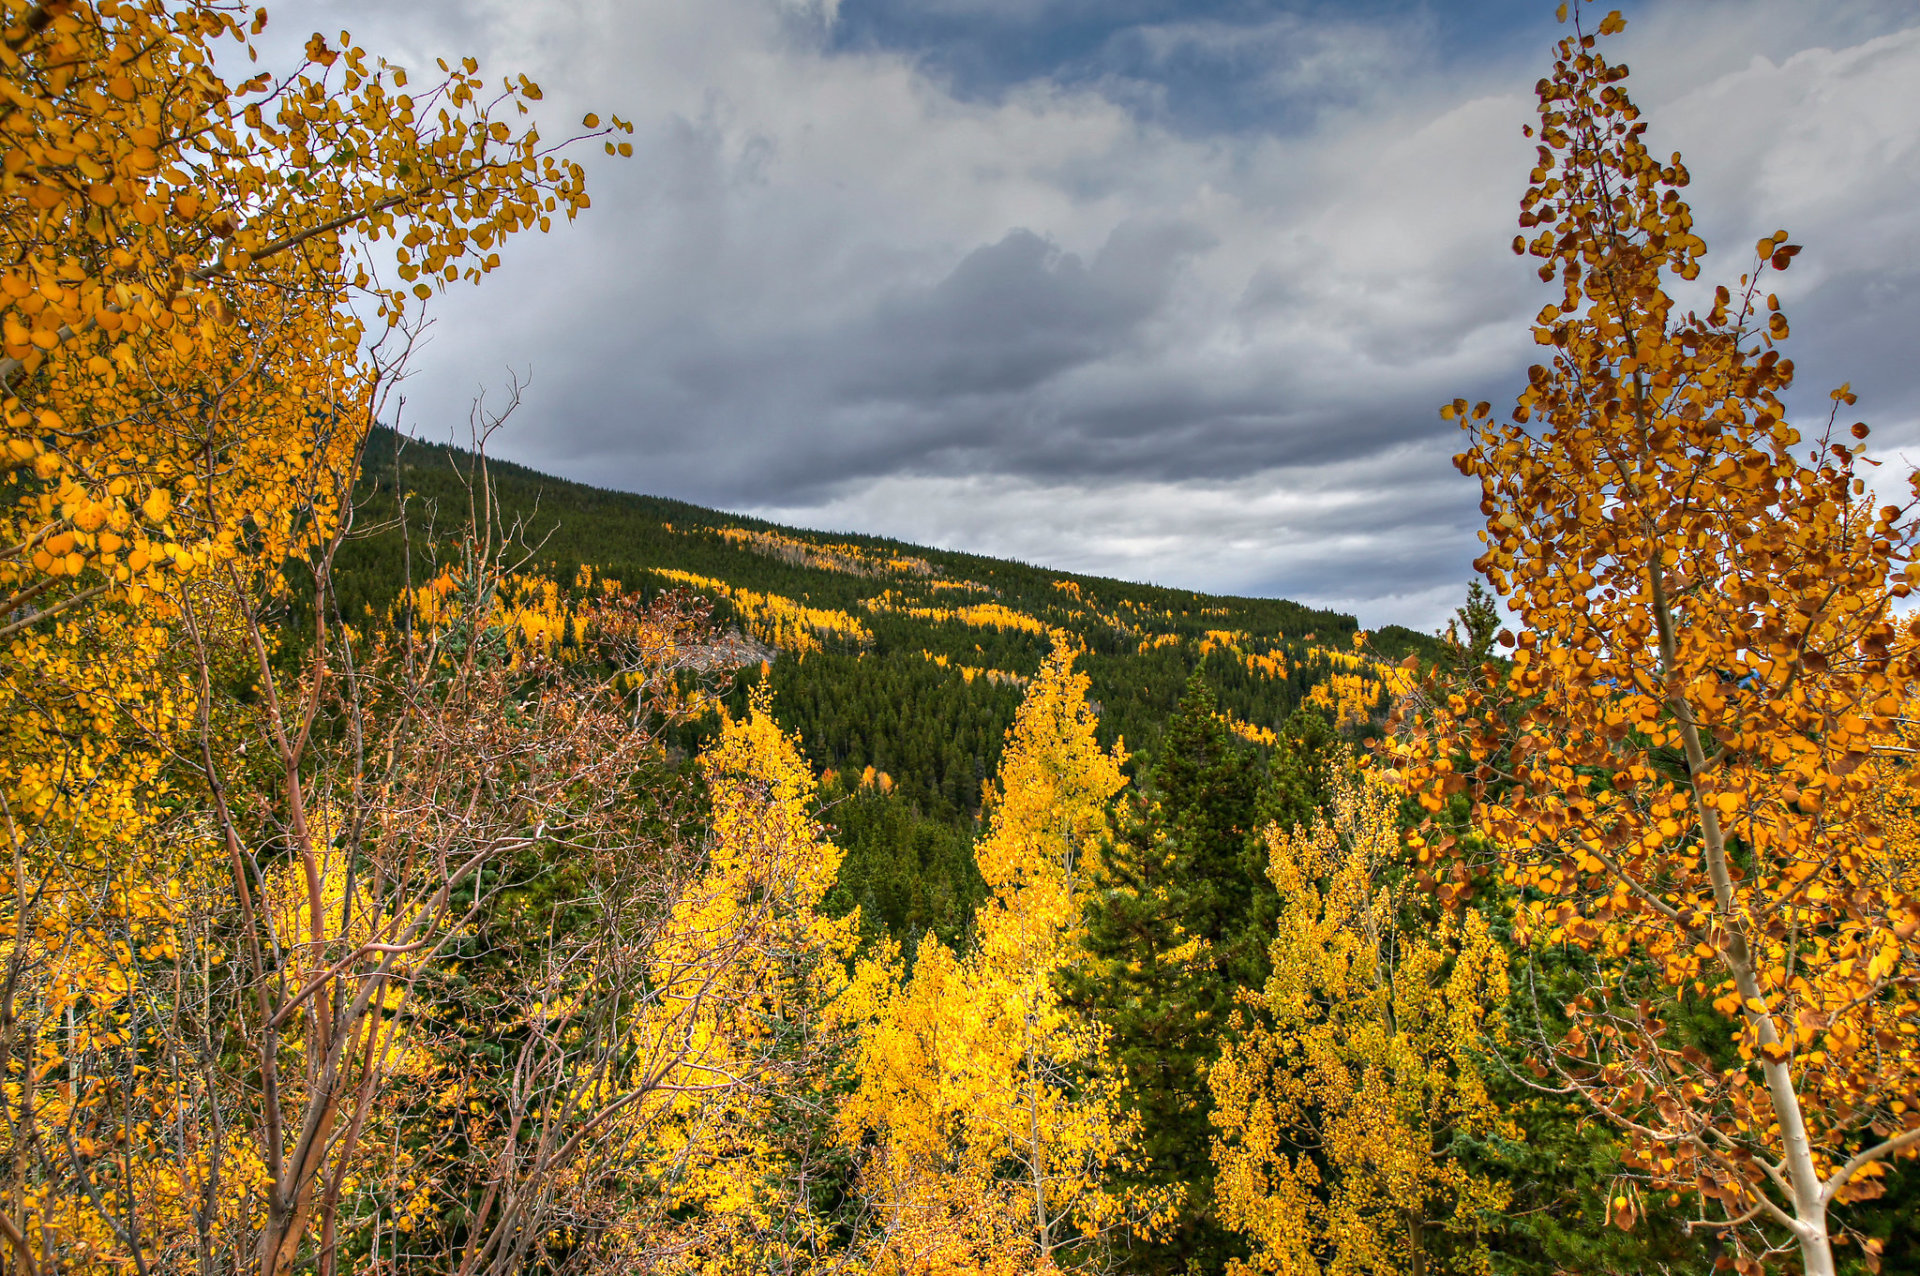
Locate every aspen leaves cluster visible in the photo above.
<box><xmin>1211</xmin><ymin>759</ymin><xmax>1512</xmax><ymax>1276</ymax></box>
<box><xmin>0</xmin><ymin>1</ymin><xmax>652</xmax><ymax>1270</ymax></box>
<box><xmin>1397</xmin><ymin>7</ymin><xmax>1920</xmax><ymax>1274</ymax></box>
<box><xmin>0</xmin><ymin>0</ymin><xmax>632</xmax><ymax>645</ymax></box>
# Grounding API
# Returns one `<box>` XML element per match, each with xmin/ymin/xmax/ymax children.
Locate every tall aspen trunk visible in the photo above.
<box><xmin>1025</xmin><ymin>1012</ymin><xmax>1049</xmax><ymax>1264</ymax></box>
<box><xmin>1647</xmin><ymin>558</ymin><xmax>1834</xmax><ymax>1276</ymax></box>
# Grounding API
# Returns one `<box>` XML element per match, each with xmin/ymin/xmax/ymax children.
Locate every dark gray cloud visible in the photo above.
<box><xmin>270</xmin><ymin>0</ymin><xmax>1920</xmax><ymax>628</ymax></box>
<box><xmin>822</xmin><ymin>0</ymin><xmax>1563</xmax><ymax>136</ymax></box>
<box><xmin>844</xmin><ymin>221</ymin><xmax>1211</xmax><ymax>400</ymax></box>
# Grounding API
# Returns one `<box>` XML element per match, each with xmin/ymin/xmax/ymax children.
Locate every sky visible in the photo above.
<box><xmin>265</xmin><ymin>0</ymin><xmax>1920</xmax><ymax>630</ymax></box>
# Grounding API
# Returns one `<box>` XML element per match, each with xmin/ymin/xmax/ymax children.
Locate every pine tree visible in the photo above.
<box><xmin>1260</xmin><ymin>703</ymin><xmax>1340</xmax><ymax>839</ymax></box>
<box><xmin>1070</xmin><ymin>671</ymin><xmax>1286</xmax><ymax>1275</ymax></box>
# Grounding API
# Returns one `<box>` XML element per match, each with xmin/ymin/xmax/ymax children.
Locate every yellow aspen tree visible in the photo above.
<box><xmin>612</xmin><ymin>686</ymin><xmax>868</xmax><ymax>1276</ymax></box>
<box><xmin>0</xmin><ymin>606</ymin><xmax>213</xmax><ymax>1267</ymax></box>
<box><xmin>843</xmin><ymin>638</ymin><xmax>1161</xmax><ymax>1274</ymax></box>
<box><xmin>847</xmin><ymin>936</ymin><xmax>1027</xmax><ymax>1275</ymax></box>
<box><xmin>0</xmin><ymin>0</ymin><xmax>622</xmax><ymax>1228</ymax></box>
<box><xmin>1395</xmin><ymin>8</ymin><xmax>1920</xmax><ymax>1272</ymax></box>
<box><xmin>1210</xmin><ymin>758</ymin><xmax>1513</xmax><ymax>1276</ymax></box>
<box><xmin>0</xmin><ymin>5</ymin><xmax>624</xmax><ymax>1269</ymax></box>
<box><xmin>0</xmin><ymin>0</ymin><xmax>629</xmax><ymax>635</ymax></box>
<box><xmin>0</xmin><ymin>19</ymin><xmax>616</xmax><ymax>1172</ymax></box>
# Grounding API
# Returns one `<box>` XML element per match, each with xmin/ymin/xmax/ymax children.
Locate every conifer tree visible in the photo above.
<box><xmin>1262</xmin><ymin>704</ymin><xmax>1340</xmax><ymax>840</ymax></box>
<box><xmin>1071</xmin><ymin>672</ymin><xmax>1323</xmax><ymax>1275</ymax></box>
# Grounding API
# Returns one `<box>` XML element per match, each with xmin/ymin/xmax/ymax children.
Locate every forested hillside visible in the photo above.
<box><xmin>332</xmin><ymin>424</ymin><xmax>1441</xmax><ymax>947</ymax></box>
<box><xmin>340</xmin><ymin>425</ymin><xmax>1444</xmax><ymax>754</ymax></box>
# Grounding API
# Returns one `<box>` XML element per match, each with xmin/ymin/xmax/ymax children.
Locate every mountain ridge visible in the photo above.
<box><xmin>346</xmin><ymin>425</ymin><xmax>1443</xmax><ymax>663</ymax></box>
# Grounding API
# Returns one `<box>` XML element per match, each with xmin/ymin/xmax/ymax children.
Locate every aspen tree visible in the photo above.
<box><xmin>1210</xmin><ymin>759</ymin><xmax>1512</xmax><ymax>1276</ymax></box>
<box><xmin>0</xmin><ymin>3</ymin><xmax>627</xmax><ymax>1268</ymax></box>
<box><xmin>0</xmin><ymin>0</ymin><xmax>630</xmax><ymax>634</ymax></box>
<box><xmin>616</xmin><ymin>687</ymin><xmax>869</xmax><ymax>1276</ymax></box>
<box><xmin>1397</xmin><ymin>7</ymin><xmax>1920</xmax><ymax>1271</ymax></box>
<box><xmin>844</xmin><ymin>639</ymin><xmax>1162</xmax><ymax>1273</ymax></box>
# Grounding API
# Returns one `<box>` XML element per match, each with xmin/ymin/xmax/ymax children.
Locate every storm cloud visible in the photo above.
<box><xmin>269</xmin><ymin>0</ymin><xmax>1920</xmax><ymax>627</ymax></box>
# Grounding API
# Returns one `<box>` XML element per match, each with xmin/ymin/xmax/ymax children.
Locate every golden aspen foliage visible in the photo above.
<box><xmin>1210</xmin><ymin>759</ymin><xmax>1513</xmax><ymax>1276</ymax></box>
<box><xmin>926</xmin><ymin>576</ymin><xmax>992</xmax><ymax>594</ymax></box>
<box><xmin>0</xmin><ymin>581</ymin><xmax>255</xmax><ymax>1265</ymax></box>
<box><xmin>1194</xmin><ymin>629</ymin><xmax>1248</xmax><ymax>658</ymax></box>
<box><xmin>0</xmin><ymin>3</ymin><xmax>625</xmax><ymax>1268</ymax></box>
<box><xmin>1299</xmin><ymin>646</ymin><xmax>1404</xmax><ymax>730</ymax></box>
<box><xmin>864</xmin><ymin>590</ymin><xmax>1053</xmax><ymax>638</ymax></box>
<box><xmin>653</xmin><ymin>567</ymin><xmax>873</xmax><ymax>654</ymax></box>
<box><xmin>1394</xmin><ymin>7</ymin><xmax>1920</xmax><ymax>1271</ymax></box>
<box><xmin>1304</xmin><ymin>672</ymin><xmax>1381</xmax><ymax>731</ymax></box>
<box><xmin>0</xmin><ymin>604</ymin><xmax>225</xmax><ymax>1267</ymax></box>
<box><xmin>843</xmin><ymin>638</ymin><xmax>1165</xmax><ymax>1273</ymax></box>
<box><xmin>1222</xmin><ymin>712</ymin><xmax>1280</xmax><ymax>749</ymax></box>
<box><xmin>0</xmin><ymin>0</ymin><xmax>628</xmax><ymax>634</ymax></box>
<box><xmin>1244</xmin><ymin>648</ymin><xmax>1287</xmax><ymax>681</ymax></box>
<box><xmin>970</xmin><ymin>639</ymin><xmax>1124</xmax><ymax>926</ymax></box>
<box><xmin>582</xmin><ymin>686</ymin><xmax>868</xmax><ymax>1275</ymax></box>
<box><xmin>964</xmin><ymin>640</ymin><xmax>1149</xmax><ymax>1270</ymax></box>
<box><xmin>919</xmin><ymin>648</ymin><xmax>1029</xmax><ymax>689</ymax></box>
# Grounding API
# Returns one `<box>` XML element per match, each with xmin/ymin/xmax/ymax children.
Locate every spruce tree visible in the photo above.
<box><xmin>1072</xmin><ymin>672</ymin><xmax>1339</xmax><ymax>1276</ymax></box>
<box><xmin>1260</xmin><ymin>702</ymin><xmax>1339</xmax><ymax>843</ymax></box>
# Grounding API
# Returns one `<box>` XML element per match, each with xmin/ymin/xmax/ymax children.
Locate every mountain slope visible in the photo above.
<box><xmin>330</xmin><ymin>427</ymin><xmax>1445</xmax><ymax>946</ymax></box>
